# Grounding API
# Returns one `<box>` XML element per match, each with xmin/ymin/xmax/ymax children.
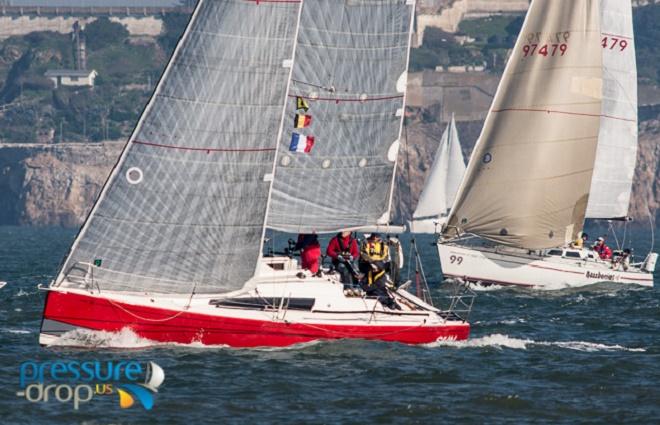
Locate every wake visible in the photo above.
<box><xmin>426</xmin><ymin>333</ymin><xmax>646</xmax><ymax>352</ymax></box>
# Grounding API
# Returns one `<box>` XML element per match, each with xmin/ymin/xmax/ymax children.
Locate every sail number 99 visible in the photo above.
<box><xmin>449</xmin><ymin>255</ymin><xmax>463</xmax><ymax>265</ymax></box>
<box><xmin>522</xmin><ymin>43</ymin><xmax>568</xmax><ymax>58</ymax></box>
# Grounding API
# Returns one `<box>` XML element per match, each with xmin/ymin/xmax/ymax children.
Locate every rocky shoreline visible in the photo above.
<box><xmin>2</xmin><ymin>118</ymin><xmax>659</xmax><ymax>227</ymax></box>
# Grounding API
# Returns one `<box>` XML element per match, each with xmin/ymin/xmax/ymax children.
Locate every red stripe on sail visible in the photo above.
<box><xmin>289</xmin><ymin>94</ymin><xmax>403</xmax><ymax>103</ymax></box>
<box><xmin>491</xmin><ymin>108</ymin><xmax>636</xmax><ymax>123</ymax></box>
<box><xmin>133</xmin><ymin>140</ymin><xmax>276</xmax><ymax>153</ymax></box>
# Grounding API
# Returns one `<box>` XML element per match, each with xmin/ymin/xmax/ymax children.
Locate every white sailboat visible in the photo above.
<box><xmin>438</xmin><ymin>0</ymin><xmax>657</xmax><ymax>290</ymax></box>
<box><xmin>39</xmin><ymin>0</ymin><xmax>471</xmax><ymax>348</ymax></box>
<box><xmin>409</xmin><ymin>114</ymin><xmax>465</xmax><ymax>234</ymax></box>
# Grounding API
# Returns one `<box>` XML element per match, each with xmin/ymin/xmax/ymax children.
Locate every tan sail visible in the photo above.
<box><xmin>444</xmin><ymin>0</ymin><xmax>603</xmax><ymax>249</ymax></box>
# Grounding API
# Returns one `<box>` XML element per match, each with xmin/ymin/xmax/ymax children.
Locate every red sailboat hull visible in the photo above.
<box><xmin>41</xmin><ymin>291</ymin><xmax>470</xmax><ymax>348</ymax></box>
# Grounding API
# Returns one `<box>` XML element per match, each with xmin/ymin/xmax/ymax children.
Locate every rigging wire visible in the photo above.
<box><xmin>608</xmin><ymin>220</ymin><xmax>621</xmax><ymax>251</ymax></box>
<box><xmin>648</xmin><ymin>211</ymin><xmax>655</xmax><ymax>257</ymax></box>
<box><xmin>644</xmin><ymin>194</ymin><xmax>655</xmax><ymax>257</ymax></box>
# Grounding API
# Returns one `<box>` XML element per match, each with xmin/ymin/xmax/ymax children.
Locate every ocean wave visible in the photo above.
<box><xmin>49</xmin><ymin>328</ymin><xmax>158</xmax><ymax>349</ymax></box>
<box><xmin>426</xmin><ymin>333</ymin><xmax>646</xmax><ymax>352</ymax></box>
<box><xmin>475</xmin><ymin>318</ymin><xmax>527</xmax><ymax>326</ymax></box>
<box><xmin>2</xmin><ymin>328</ymin><xmax>31</xmax><ymax>334</ymax></box>
<box><xmin>15</xmin><ymin>289</ymin><xmax>33</xmax><ymax>297</ymax></box>
<box><xmin>48</xmin><ymin>327</ymin><xmax>328</xmax><ymax>351</ymax></box>
<box><xmin>469</xmin><ymin>284</ymin><xmax>507</xmax><ymax>292</ymax></box>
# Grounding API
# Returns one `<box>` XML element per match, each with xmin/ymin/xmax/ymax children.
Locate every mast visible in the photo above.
<box><xmin>257</xmin><ymin>0</ymin><xmax>305</xmax><ymax>269</ymax></box>
<box><xmin>385</xmin><ymin>0</ymin><xmax>418</xmax><ymax>227</ymax></box>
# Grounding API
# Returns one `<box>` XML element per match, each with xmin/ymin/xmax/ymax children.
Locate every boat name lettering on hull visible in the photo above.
<box><xmin>585</xmin><ymin>271</ymin><xmax>617</xmax><ymax>281</ymax></box>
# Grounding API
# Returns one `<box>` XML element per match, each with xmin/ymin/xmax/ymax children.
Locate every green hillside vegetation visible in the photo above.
<box><xmin>410</xmin><ymin>4</ymin><xmax>660</xmax><ymax>86</ymax></box>
<box><xmin>410</xmin><ymin>15</ymin><xmax>523</xmax><ymax>72</ymax></box>
<box><xmin>0</xmin><ymin>16</ymin><xmax>178</xmax><ymax>143</ymax></box>
<box><xmin>0</xmin><ymin>5</ymin><xmax>658</xmax><ymax>144</ymax></box>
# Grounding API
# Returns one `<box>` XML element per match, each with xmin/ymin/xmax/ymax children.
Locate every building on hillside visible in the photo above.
<box><xmin>45</xmin><ymin>69</ymin><xmax>98</xmax><ymax>88</ymax></box>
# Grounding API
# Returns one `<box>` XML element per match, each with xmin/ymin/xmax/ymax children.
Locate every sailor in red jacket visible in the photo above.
<box><xmin>593</xmin><ymin>236</ymin><xmax>613</xmax><ymax>260</ymax></box>
<box><xmin>326</xmin><ymin>231</ymin><xmax>359</xmax><ymax>286</ymax></box>
<box><xmin>295</xmin><ymin>234</ymin><xmax>321</xmax><ymax>274</ymax></box>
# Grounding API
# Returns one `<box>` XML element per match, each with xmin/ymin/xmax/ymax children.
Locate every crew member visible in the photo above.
<box><xmin>593</xmin><ymin>236</ymin><xmax>613</xmax><ymax>260</ymax></box>
<box><xmin>570</xmin><ymin>232</ymin><xmax>589</xmax><ymax>249</ymax></box>
<box><xmin>295</xmin><ymin>234</ymin><xmax>321</xmax><ymax>274</ymax></box>
<box><xmin>326</xmin><ymin>231</ymin><xmax>359</xmax><ymax>285</ymax></box>
<box><xmin>612</xmin><ymin>248</ymin><xmax>631</xmax><ymax>271</ymax></box>
<box><xmin>359</xmin><ymin>233</ymin><xmax>398</xmax><ymax>309</ymax></box>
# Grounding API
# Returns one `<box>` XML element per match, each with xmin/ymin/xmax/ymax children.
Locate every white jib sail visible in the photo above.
<box><xmin>411</xmin><ymin>114</ymin><xmax>465</xmax><ymax>234</ymax></box>
<box><xmin>266</xmin><ymin>0</ymin><xmax>416</xmax><ymax>234</ymax></box>
<box><xmin>585</xmin><ymin>0</ymin><xmax>638</xmax><ymax>220</ymax></box>
<box><xmin>444</xmin><ymin>0</ymin><xmax>604</xmax><ymax>249</ymax></box>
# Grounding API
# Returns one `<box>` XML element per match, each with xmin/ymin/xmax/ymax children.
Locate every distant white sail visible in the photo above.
<box><xmin>585</xmin><ymin>0</ymin><xmax>638</xmax><ymax>220</ymax></box>
<box><xmin>410</xmin><ymin>115</ymin><xmax>465</xmax><ymax>234</ymax></box>
<box><xmin>444</xmin><ymin>0</ymin><xmax>603</xmax><ymax>249</ymax></box>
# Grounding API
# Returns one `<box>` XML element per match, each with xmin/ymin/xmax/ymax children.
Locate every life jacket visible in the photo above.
<box><xmin>594</xmin><ymin>243</ymin><xmax>612</xmax><ymax>259</ymax></box>
<box><xmin>337</xmin><ymin>233</ymin><xmax>354</xmax><ymax>256</ymax></box>
<box><xmin>362</xmin><ymin>240</ymin><xmax>388</xmax><ymax>262</ymax></box>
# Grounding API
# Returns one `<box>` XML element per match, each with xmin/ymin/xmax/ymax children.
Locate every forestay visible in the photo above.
<box><xmin>266</xmin><ymin>0</ymin><xmax>415</xmax><ymax>234</ymax></box>
<box><xmin>585</xmin><ymin>0</ymin><xmax>638</xmax><ymax>220</ymax></box>
<box><xmin>56</xmin><ymin>0</ymin><xmax>301</xmax><ymax>294</ymax></box>
<box><xmin>411</xmin><ymin>115</ymin><xmax>465</xmax><ymax>234</ymax></box>
<box><xmin>444</xmin><ymin>0</ymin><xmax>603</xmax><ymax>249</ymax></box>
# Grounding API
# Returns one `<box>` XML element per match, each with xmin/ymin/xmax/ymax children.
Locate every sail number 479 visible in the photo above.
<box><xmin>601</xmin><ymin>36</ymin><xmax>628</xmax><ymax>51</ymax></box>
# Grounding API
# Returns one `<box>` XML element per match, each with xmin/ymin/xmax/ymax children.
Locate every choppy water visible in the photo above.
<box><xmin>0</xmin><ymin>225</ymin><xmax>659</xmax><ymax>424</ymax></box>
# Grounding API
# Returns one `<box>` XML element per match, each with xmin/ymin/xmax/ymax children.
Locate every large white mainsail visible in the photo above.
<box><xmin>55</xmin><ymin>0</ymin><xmax>301</xmax><ymax>294</ymax></box>
<box><xmin>266</xmin><ymin>0</ymin><xmax>415</xmax><ymax>234</ymax></box>
<box><xmin>410</xmin><ymin>114</ymin><xmax>465</xmax><ymax>233</ymax></box>
<box><xmin>443</xmin><ymin>0</ymin><xmax>604</xmax><ymax>249</ymax></box>
<box><xmin>585</xmin><ymin>0</ymin><xmax>638</xmax><ymax>220</ymax></box>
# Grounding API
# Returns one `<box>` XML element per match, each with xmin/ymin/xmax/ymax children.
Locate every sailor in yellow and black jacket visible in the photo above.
<box><xmin>359</xmin><ymin>233</ymin><xmax>398</xmax><ymax>309</ymax></box>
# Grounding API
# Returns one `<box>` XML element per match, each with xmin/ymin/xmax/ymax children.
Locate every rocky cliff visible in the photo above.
<box><xmin>394</xmin><ymin>116</ymin><xmax>660</xmax><ymax>225</ymax></box>
<box><xmin>0</xmin><ymin>141</ymin><xmax>121</xmax><ymax>226</ymax></box>
<box><xmin>2</xmin><ymin>117</ymin><xmax>658</xmax><ymax>228</ymax></box>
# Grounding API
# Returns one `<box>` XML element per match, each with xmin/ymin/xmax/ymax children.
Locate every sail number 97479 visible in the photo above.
<box><xmin>522</xmin><ymin>43</ymin><xmax>568</xmax><ymax>57</ymax></box>
<box><xmin>522</xmin><ymin>31</ymin><xmax>570</xmax><ymax>58</ymax></box>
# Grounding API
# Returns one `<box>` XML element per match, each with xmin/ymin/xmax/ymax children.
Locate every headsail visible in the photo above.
<box><xmin>266</xmin><ymin>0</ymin><xmax>415</xmax><ymax>234</ymax></box>
<box><xmin>585</xmin><ymin>0</ymin><xmax>638</xmax><ymax>220</ymax></box>
<box><xmin>410</xmin><ymin>114</ymin><xmax>465</xmax><ymax>234</ymax></box>
<box><xmin>56</xmin><ymin>0</ymin><xmax>301</xmax><ymax>294</ymax></box>
<box><xmin>444</xmin><ymin>0</ymin><xmax>603</xmax><ymax>249</ymax></box>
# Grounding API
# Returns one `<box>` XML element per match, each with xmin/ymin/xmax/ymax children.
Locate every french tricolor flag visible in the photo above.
<box><xmin>289</xmin><ymin>133</ymin><xmax>315</xmax><ymax>153</ymax></box>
